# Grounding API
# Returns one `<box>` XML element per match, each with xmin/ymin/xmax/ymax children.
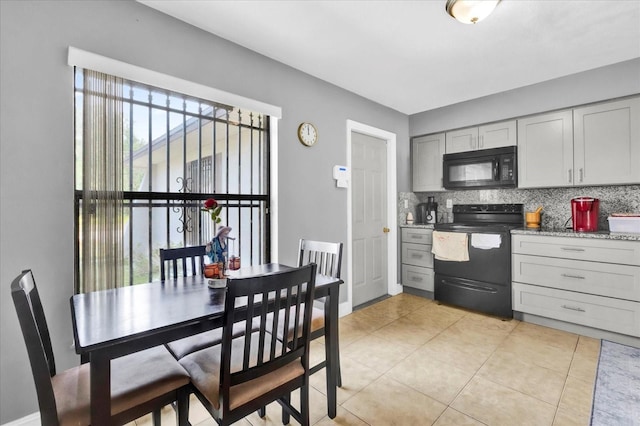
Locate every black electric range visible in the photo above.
<box><xmin>433</xmin><ymin>204</ymin><xmax>523</xmax><ymax>318</ymax></box>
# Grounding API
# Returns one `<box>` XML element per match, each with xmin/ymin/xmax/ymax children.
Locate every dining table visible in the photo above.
<box><xmin>70</xmin><ymin>263</ymin><xmax>343</xmax><ymax>425</ymax></box>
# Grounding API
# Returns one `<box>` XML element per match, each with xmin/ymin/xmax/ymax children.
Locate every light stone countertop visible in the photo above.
<box><xmin>399</xmin><ymin>224</ymin><xmax>435</xmax><ymax>229</ymax></box>
<box><xmin>511</xmin><ymin>228</ymin><xmax>640</xmax><ymax>242</ymax></box>
<box><xmin>399</xmin><ymin>224</ymin><xmax>640</xmax><ymax>241</ymax></box>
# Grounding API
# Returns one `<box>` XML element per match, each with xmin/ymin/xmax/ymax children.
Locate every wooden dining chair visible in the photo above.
<box><xmin>159</xmin><ymin>245</ymin><xmax>208</xmax><ymax>280</ymax></box>
<box><xmin>298</xmin><ymin>239</ymin><xmax>343</xmax><ymax>384</ymax></box>
<box><xmin>269</xmin><ymin>240</ymin><xmax>343</xmax><ymax>384</ymax></box>
<box><xmin>11</xmin><ymin>269</ymin><xmax>191</xmax><ymax>426</ymax></box>
<box><xmin>159</xmin><ymin>245</ymin><xmax>248</xmax><ymax>360</ymax></box>
<box><xmin>178</xmin><ymin>264</ymin><xmax>318</xmax><ymax>426</ymax></box>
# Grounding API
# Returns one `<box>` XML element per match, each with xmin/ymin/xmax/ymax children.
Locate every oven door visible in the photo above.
<box><xmin>433</xmin><ymin>227</ymin><xmax>513</xmax><ymax>317</ymax></box>
<box><xmin>433</xmin><ymin>227</ymin><xmax>511</xmax><ymax>284</ymax></box>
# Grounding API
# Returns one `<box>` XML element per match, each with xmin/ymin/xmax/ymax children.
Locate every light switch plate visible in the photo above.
<box><xmin>404</xmin><ymin>199</ymin><xmax>408</xmax><ymax>208</ymax></box>
<box><xmin>446</xmin><ymin>199</ymin><xmax>453</xmax><ymax>208</ymax></box>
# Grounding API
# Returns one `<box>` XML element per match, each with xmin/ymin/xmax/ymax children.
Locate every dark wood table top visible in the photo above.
<box><xmin>71</xmin><ymin>263</ymin><xmax>342</xmax><ymax>355</ymax></box>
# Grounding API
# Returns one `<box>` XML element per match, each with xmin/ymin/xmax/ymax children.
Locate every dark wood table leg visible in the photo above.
<box><xmin>90</xmin><ymin>352</ymin><xmax>111</xmax><ymax>426</ymax></box>
<box><xmin>324</xmin><ymin>286</ymin><xmax>340</xmax><ymax>419</ymax></box>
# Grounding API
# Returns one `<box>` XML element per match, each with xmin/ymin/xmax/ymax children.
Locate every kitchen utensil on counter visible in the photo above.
<box><xmin>525</xmin><ymin>206</ymin><xmax>543</xmax><ymax>229</ymax></box>
<box><xmin>406</xmin><ymin>211</ymin><xmax>414</xmax><ymax>225</ymax></box>
<box><xmin>571</xmin><ymin>197</ymin><xmax>600</xmax><ymax>232</ymax></box>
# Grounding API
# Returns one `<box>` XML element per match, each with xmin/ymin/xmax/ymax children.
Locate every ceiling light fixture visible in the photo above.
<box><xmin>445</xmin><ymin>0</ymin><xmax>500</xmax><ymax>24</ymax></box>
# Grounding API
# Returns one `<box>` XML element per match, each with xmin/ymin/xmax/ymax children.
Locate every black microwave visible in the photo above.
<box><xmin>443</xmin><ymin>146</ymin><xmax>517</xmax><ymax>190</ymax></box>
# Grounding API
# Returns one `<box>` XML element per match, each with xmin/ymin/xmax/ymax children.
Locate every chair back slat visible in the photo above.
<box><xmin>159</xmin><ymin>245</ymin><xmax>207</xmax><ymax>280</ymax></box>
<box><xmin>219</xmin><ymin>264</ymin><xmax>317</xmax><ymax>411</ymax></box>
<box><xmin>11</xmin><ymin>270</ymin><xmax>59</xmax><ymax>424</ymax></box>
<box><xmin>298</xmin><ymin>240</ymin><xmax>343</xmax><ymax>278</ymax></box>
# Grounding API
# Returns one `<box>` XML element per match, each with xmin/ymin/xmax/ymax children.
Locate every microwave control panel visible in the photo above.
<box><xmin>500</xmin><ymin>156</ymin><xmax>515</xmax><ymax>181</ymax></box>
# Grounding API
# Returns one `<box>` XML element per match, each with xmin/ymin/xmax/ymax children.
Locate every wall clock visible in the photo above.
<box><xmin>297</xmin><ymin>122</ymin><xmax>318</xmax><ymax>147</ymax></box>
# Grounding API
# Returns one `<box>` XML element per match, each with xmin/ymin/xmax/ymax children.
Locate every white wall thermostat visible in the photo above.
<box><xmin>333</xmin><ymin>165</ymin><xmax>349</xmax><ymax>188</ymax></box>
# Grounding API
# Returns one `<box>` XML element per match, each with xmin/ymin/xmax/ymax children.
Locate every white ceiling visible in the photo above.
<box><xmin>139</xmin><ymin>0</ymin><xmax>640</xmax><ymax>115</ymax></box>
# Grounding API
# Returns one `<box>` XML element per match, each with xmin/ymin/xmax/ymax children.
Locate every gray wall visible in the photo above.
<box><xmin>409</xmin><ymin>58</ymin><xmax>640</xmax><ymax>137</ymax></box>
<box><xmin>0</xmin><ymin>1</ymin><xmax>409</xmax><ymax>422</ymax></box>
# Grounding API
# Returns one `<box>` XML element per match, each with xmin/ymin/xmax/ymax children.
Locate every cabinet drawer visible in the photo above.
<box><xmin>401</xmin><ymin>228</ymin><xmax>433</xmax><ymax>245</ymax></box>
<box><xmin>513</xmin><ymin>282</ymin><xmax>640</xmax><ymax>337</ymax></box>
<box><xmin>512</xmin><ymin>235</ymin><xmax>640</xmax><ymax>266</ymax></box>
<box><xmin>402</xmin><ymin>242</ymin><xmax>434</xmax><ymax>268</ymax></box>
<box><xmin>402</xmin><ymin>265</ymin><xmax>434</xmax><ymax>291</ymax></box>
<box><xmin>512</xmin><ymin>254</ymin><xmax>640</xmax><ymax>301</ymax></box>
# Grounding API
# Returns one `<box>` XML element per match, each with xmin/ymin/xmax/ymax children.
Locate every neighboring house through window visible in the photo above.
<box><xmin>74</xmin><ymin>68</ymin><xmax>271</xmax><ymax>290</ymax></box>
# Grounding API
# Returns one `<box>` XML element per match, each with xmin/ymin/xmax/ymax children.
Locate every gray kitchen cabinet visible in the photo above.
<box><xmin>517</xmin><ymin>110</ymin><xmax>574</xmax><ymax>188</ymax></box>
<box><xmin>445</xmin><ymin>120</ymin><xmax>516</xmax><ymax>154</ymax></box>
<box><xmin>401</xmin><ymin>227</ymin><xmax>434</xmax><ymax>292</ymax></box>
<box><xmin>412</xmin><ymin>133</ymin><xmax>445</xmax><ymax>192</ymax></box>
<box><xmin>512</xmin><ymin>234</ymin><xmax>640</xmax><ymax>337</ymax></box>
<box><xmin>573</xmin><ymin>96</ymin><xmax>640</xmax><ymax>186</ymax></box>
<box><xmin>518</xmin><ymin>96</ymin><xmax>640</xmax><ymax>189</ymax></box>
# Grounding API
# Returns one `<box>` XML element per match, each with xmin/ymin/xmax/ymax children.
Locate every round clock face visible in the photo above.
<box><xmin>297</xmin><ymin>122</ymin><xmax>318</xmax><ymax>147</ymax></box>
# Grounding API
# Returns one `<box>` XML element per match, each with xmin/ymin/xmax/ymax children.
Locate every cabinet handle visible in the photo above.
<box><xmin>561</xmin><ymin>304</ymin><xmax>586</xmax><ymax>312</ymax></box>
<box><xmin>411</xmin><ymin>235</ymin><xmax>422</xmax><ymax>239</ymax></box>
<box><xmin>411</xmin><ymin>276</ymin><xmax>423</xmax><ymax>282</ymax></box>
<box><xmin>568</xmin><ymin>169</ymin><xmax>572</xmax><ymax>183</ymax></box>
<box><xmin>411</xmin><ymin>254</ymin><xmax>424</xmax><ymax>259</ymax></box>
<box><xmin>561</xmin><ymin>247</ymin><xmax>585</xmax><ymax>252</ymax></box>
<box><xmin>579</xmin><ymin>168</ymin><xmax>584</xmax><ymax>183</ymax></box>
<box><xmin>561</xmin><ymin>273</ymin><xmax>585</xmax><ymax>279</ymax></box>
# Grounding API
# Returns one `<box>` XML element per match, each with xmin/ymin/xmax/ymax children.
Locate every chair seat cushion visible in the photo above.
<box><xmin>268</xmin><ymin>306</ymin><xmax>325</xmax><ymax>341</ymax></box>
<box><xmin>179</xmin><ymin>332</ymin><xmax>304</xmax><ymax>411</ymax></box>
<box><xmin>166</xmin><ymin>320</ymin><xmax>254</xmax><ymax>359</ymax></box>
<box><xmin>53</xmin><ymin>346</ymin><xmax>190</xmax><ymax>426</ymax></box>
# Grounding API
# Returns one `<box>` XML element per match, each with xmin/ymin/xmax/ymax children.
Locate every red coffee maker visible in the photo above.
<box><xmin>571</xmin><ymin>197</ymin><xmax>600</xmax><ymax>232</ymax></box>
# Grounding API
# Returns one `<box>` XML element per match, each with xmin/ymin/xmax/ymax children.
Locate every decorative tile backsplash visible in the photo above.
<box><xmin>399</xmin><ymin>185</ymin><xmax>640</xmax><ymax>231</ymax></box>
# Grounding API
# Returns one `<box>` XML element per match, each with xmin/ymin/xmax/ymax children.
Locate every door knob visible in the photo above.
<box><xmin>383</xmin><ymin>227</ymin><xmax>390</xmax><ymax>233</ymax></box>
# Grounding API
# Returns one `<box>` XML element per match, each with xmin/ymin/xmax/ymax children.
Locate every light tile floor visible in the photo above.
<box><xmin>133</xmin><ymin>293</ymin><xmax>600</xmax><ymax>426</ymax></box>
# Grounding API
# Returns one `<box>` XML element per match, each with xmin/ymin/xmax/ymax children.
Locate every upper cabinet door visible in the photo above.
<box><xmin>518</xmin><ymin>110</ymin><xmax>574</xmax><ymax>188</ymax></box>
<box><xmin>479</xmin><ymin>120</ymin><xmax>517</xmax><ymax>150</ymax></box>
<box><xmin>412</xmin><ymin>133</ymin><xmax>445</xmax><ymax>192</ymax></box>
<box><xmin>574</xmin><ymin>97</ymin><xmax>640</xmax><ymax>186</ymax></box>
<box><xmin>445</xmin><ymin>128</ymin><xmax>478</xmax><ymax>154</ymax></box>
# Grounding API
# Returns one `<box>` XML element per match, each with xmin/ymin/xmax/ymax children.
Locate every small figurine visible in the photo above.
<box><xmin>206</xmin><ymin>225</ymin><xmax>234</xmax><ymax>277</ymax></box>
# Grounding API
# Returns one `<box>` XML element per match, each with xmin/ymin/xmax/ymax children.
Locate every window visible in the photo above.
<box><xmin>74</xmin><ymin>68</ymin><xmax>270</xmax><ymax>290</ymax></box>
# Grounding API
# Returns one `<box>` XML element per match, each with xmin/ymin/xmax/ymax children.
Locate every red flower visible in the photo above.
<box><xmin>204</xmin><ymin>198</ymin><xmax>217</xmax><ymax>209</ymax></box>
<box><xmin>202</xmin><ymin>198</ymin><xmax>222</xmax><ymax>224</ymax></box>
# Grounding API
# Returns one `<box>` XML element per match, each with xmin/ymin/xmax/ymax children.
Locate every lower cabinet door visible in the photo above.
<box><xmin>512</xmin><ymin>253</ymin><xmax>640</xmax><ymax>301</ymax></box>
<box><xmin>402</xmin><ymin>265</ymin><xmax>434</xmax><ymax>291</ymax></box>
<box><xmin>513</xmin><ymin>282</ymin><xmax>640</xmax><ymax>337</ymax></box>
<box><xmin>402</xmin><ymin>243</ymin><xmax>434</xmax><ymax>268</ymax></box>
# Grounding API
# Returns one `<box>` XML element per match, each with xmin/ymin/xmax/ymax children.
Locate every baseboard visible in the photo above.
<box><xmin>402</xmin><ymin>286</ymin><xmax>435</xmax><ymax>300</ymax></box>
<box><xmin>514</xmin><ymin>312</ymin><xmax>640</xmax><ymax>348</ymax></box>
<box><xmin>339</xmin><ymin>300</ymin><xmax>351</xmax><ymax>317</ymax></box>
<box><xmin>1</xmin><ymin>412</ymin><xmax>40</xmax><ymax>426</ymax></box>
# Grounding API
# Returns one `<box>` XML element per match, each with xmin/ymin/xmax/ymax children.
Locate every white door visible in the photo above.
<box><xmin>352</xmin><ymin>132</ymin><xmax>388</xmax><ymax>307</ymax></box>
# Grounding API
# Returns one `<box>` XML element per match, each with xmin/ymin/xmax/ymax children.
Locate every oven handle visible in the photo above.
<box><xmin>493</xmin><ymin>159</ymin><xmax>500</xmax><ymax>181</ymax></box>
<box><xmin>440</xmin><ymin>279</ymin><xmax>498</xmax><ymax>294</ymax></box>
